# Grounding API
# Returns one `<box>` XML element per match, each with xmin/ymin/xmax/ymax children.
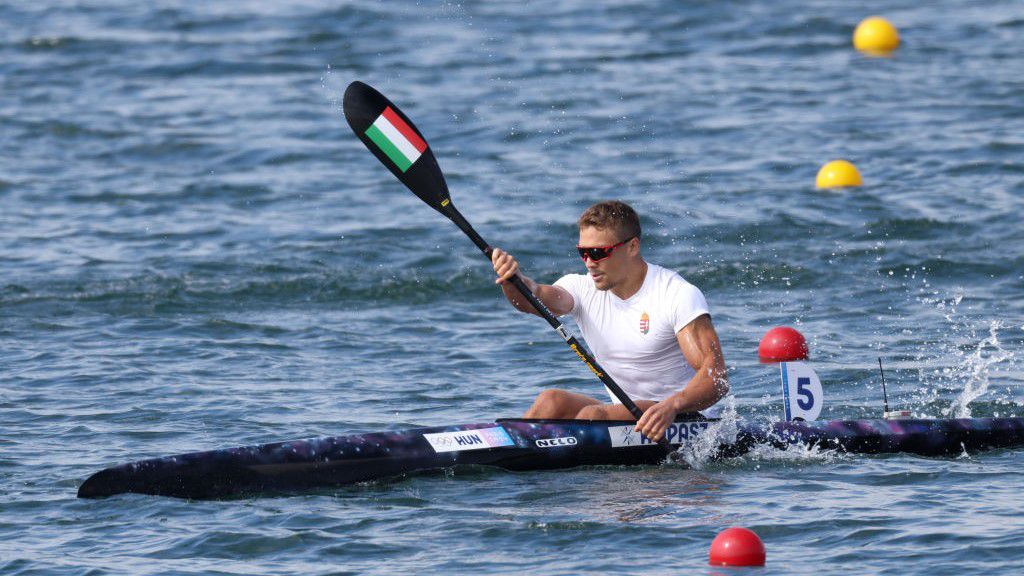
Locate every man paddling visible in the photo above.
<box><xmin>491</xmin><ymin>200</ymin><xmax>728</xmax><ymax>442</ymax></box>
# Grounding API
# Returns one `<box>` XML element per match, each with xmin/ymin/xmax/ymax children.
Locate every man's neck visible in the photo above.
<box><xmin>610</xmin><ymin>259</ymin><xmax>648</xmax><ymax>300</ymax></box>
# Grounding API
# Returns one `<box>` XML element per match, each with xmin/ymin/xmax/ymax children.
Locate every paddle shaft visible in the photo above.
<box><xmin>444</xmin><ymin>206</ymin><xmax>649</xmax><ymax>421</ymax></box>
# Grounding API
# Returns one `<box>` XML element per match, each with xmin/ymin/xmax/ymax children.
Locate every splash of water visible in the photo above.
<box><xmin>675</xmin><ymin>397</ymin><xmax>739</xmax><ymax>469</ymax></box>
<box><xmin>946</xmin><ymin>321</ymin><xmax>1013</xmax><ymax>418</ymax></box>
<box><xmin>740</xmin><ymin>430</ymin><xmax>843</xmax><ymax>466</ymax></box>
<box><xmin>910</xmin><ymin>289</ymin><xmax>1018</xmax><ymax>417</ymax></box>
<box><xmin>673</xmin><ymin>397</ymin><xmax>845</xmax><ymax>469</ymax></box>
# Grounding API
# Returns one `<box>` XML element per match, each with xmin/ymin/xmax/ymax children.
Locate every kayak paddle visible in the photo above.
<box><xmin>342</xmin><ymin>80</ymin><xmax>656</xmax><ymax>427</ymax></box>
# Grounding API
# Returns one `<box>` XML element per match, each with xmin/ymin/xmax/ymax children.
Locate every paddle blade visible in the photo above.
<box><xmin>343</xmin><ymin>81</ymin><xmax>453</xmax><ymax>214</ymax></box>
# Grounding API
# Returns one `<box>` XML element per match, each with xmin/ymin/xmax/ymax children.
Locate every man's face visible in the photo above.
<box><xmin>577</xmin><ymin>226</ymin><xmax>636</xmax><ymax>291</ymax></box>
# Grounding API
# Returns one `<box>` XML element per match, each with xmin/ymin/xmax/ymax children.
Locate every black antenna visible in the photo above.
<box><xmin>878</xmin><ymin>357</ymin><xmax>891</xmax><ymax>415</ymax></box>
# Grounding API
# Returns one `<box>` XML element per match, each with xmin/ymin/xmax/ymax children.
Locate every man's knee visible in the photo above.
<box><xmin>575</xmin><ymin>404</ymin><xmax>607</xmax><ymax>420</ymax></box>
<box><xmin>534</xmin><ymin>388</ymin><xmax>569</xmax><ymax>407</ymax></box>
<box><xmin>536</xmin><ymin>387</ymin><xmax>569</xmax><ymax>401</ymax></box>
<box><xmin>525</xmin><ymin>389</ymin><xmax>578</xmax><ymax>419</ymax></box>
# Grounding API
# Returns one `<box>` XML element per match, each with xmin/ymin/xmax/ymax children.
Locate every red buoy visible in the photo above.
<box><xmin>709</xmin><ymin>526</ymin><xmax>766</xmax><ymax>567</ymax></box>
<box><xmin>758</xmin><ymin>326</ymin><xmax>809</xmax><ymax>363</ymax></box>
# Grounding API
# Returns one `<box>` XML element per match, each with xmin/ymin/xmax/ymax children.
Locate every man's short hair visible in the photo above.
<box><xmin>578</xmin><ymin>200</ymin><xmax>642</xmax><ymax>240</ymax></box>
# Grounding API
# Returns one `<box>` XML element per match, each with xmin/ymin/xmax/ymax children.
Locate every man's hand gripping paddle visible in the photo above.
<box><xmin>342</xmin><ymin>80</ymin><xmax>673</xmax><ymax>450</ymax></box>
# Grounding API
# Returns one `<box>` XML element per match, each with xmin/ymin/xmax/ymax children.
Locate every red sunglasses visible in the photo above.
<box><xmin>577</xmin><ymin>236</ymin><xmax>634</xmax><ymax>262</ymax></box>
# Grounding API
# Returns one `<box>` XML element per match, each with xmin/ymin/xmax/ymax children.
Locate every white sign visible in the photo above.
<box><xmin>423</xmin><ymin>427</ymin><xmax>514</xmax><ymax>453</ymax></box>
<box><xmin>780</xmin><ymin>361</ymin><xmax>823</xmax><ymax>421</ymax></box>
<box><xmin>608</xmin><ymin>421</ymin><xmax>710</xmax><ymax>447</ymax></box>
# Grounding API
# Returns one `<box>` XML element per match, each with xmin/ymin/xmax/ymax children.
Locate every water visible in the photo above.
<box><xmin>2</xmin><ymin>0</ymin><xmax>1023</xmax><ymax>573</ymax></box>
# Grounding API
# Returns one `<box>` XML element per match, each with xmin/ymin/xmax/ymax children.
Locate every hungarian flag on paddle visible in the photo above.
<box><xmin>364</xmin><ymin>106</ymin><xmax>427</xmax><ymax>172</ymax></box>
<box><xmin>343</xmin><ymin>81</ymin><xmax>452</xmax><ymax>217</ymax></box>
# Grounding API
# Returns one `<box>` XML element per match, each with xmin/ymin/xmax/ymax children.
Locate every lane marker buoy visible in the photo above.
<box><xmin>854</xmin><ymin>16</ymin><xmax>900</xmax><ymax>55</ymax></box>
<box><xmin>709</xmin><ymin>527</ymin><xmax>766</xmax><ymax>567</ymax></box>
<box><xmin>816</xmin><ymin>159</ymin><xmax>863</xmax><ymax>189</ymax></box>
<box><xmin>758</xmin><ymin>326</ymin><xmax>809</xmax><ymax>363</ymax></box>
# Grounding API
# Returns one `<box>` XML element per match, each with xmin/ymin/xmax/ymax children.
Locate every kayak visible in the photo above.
<box><xmin>78</xmin><ymin>416</ymin><xmax>1024</xmax><ymax>499</ymax></box>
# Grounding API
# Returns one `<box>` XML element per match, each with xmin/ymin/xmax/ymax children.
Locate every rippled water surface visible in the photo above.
<box><xmin>2</xmin><ymin>1</ymin><xmax>1024</xmax><ymax>574</ymax></box>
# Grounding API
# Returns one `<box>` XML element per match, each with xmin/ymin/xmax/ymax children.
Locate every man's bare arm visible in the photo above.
<box><xmin>491</xmin><ymin>248</ymin><xmax>574</xmax><ymax>317</ymax></box>
<box><xmin>671</xmin><ymin>314</ymin><xmax>729</xmax><ymax>412</ymax></box>
<box><xmin>634</xmin><ymin>314</ymin><xmax>728</xmax><ymax>441</ymax></box>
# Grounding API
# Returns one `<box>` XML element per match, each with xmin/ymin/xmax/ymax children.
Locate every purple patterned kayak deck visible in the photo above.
<box><xmin>78</xmin><ymin>417</ymin><xmax>1024</xmax><ymax>499</ymax></box>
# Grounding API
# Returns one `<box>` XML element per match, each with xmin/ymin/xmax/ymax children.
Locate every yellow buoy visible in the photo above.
<box><xmin>853</xmin><ymin>16</ymin><xmax>900</xmax><ymax>55</ymax></box>
<box><xmin>816</xmin><ymin>160</ymin><xmax>863</xmax><ymax>189</ymax></box>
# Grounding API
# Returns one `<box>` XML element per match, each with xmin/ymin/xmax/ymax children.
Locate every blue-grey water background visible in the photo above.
<box><xmin>2</xmin><ymin>0</ymin><xmax>1024</xmax><ymax>574</ymax></box>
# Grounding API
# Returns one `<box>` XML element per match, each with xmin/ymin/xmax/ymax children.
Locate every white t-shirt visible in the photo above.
<box><xmin>554</xmin><ymin>263</ymin><xmax>716</xmax><ymax>415</ymax></box>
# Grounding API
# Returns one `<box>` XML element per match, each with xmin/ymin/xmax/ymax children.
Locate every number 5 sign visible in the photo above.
<box><xmin>780</xmin><ymin>361</ymin><xmax>823</xmax><ymax>421</ymax></box>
